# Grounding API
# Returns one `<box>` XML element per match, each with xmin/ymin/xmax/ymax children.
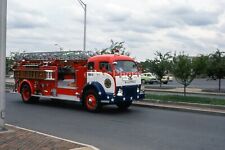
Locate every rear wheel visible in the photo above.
<box><xmin>116</xmin><ymin>101</ymin><xmax>132</xmax><ymax>110</ymax></box>
<box><xmin>163</xmin><ymin>81</ymin><xmax>168</xmax><ymax>84</ymax></box>
<box><xmin>21</xmin><ymin>84</ymin><xmax>39</xmax><ymax>103</ymax></box>
<box><xmin>84</xmin><ymin>90</ymin><xmax>101</xmax><ymax>112</ymax></box>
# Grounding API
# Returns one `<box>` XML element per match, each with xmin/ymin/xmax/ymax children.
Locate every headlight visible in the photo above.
<box><xmin>117</xmin><ymin>88</ymin><xmax>123</xmax><ymax>96</ymax></box>
<box><xmin>137</xmin><ymin>87</ymin><xmax>140</xmax><ymax>93</ymax></box>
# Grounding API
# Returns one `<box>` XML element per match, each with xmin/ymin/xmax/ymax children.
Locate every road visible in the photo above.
<box><xmin>5</xmin><ymin>93</ymin><xmax>225</xmax><ymax>150</ymax></box>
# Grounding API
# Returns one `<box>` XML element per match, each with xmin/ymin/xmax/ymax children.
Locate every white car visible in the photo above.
<box><xmin>161</xmin><ymin>75</ymin><xmax>169</xmax><ymax>84</ymax></box>
<box><xmin>141</xmin><ymin>73</ymin><xmax>157</xmax><ymax>84</ymax></box>
<box><xmin>161</xmin><ymin>75</ymin><xmax>173</xmax><ymax>84</ymax></box>
<box><xmin>168</xmin><ymin>76</ymin><xmax>173</xmax><ymax>81</ymax></box>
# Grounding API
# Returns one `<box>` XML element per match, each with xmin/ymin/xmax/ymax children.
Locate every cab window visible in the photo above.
<box><xmin>87</xmin><ymin>62</ymin><xmax>94</xmax><ymax>70</ymax></box>
<box><xmin>115</xmin><ymin>61</ymin><xmax>138</xmax><ymax>72</ymax></box>
<box><xmin>99</xmin><ymin>62</ymin><xmax>112</xmax><ymax>72</ymax></box>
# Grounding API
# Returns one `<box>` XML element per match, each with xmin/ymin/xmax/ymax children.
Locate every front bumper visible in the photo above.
<box><xmin>100</xmin><ymin>92</ymin><xmax>145</xmax><ymax>104</ymax></box>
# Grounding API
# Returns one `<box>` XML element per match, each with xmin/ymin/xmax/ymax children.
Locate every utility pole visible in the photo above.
<box><xmin>77</xmin><ymin>0</ymin><xmax>87</xmax><ymax>51</ymax></box>
<box><xmin>0</xmin><ymin>0</ymin><xmax>7</xmax><ymax>130</ymax></box>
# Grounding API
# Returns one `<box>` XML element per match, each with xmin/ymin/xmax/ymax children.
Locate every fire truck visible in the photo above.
<box><xmin>13</xmin><ymin>51</ymin><xmax>144</xmax><ymax>112</ymax></box>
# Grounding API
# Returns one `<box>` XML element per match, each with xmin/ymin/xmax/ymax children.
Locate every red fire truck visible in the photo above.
<box><xmin>13</xmin><ymin>51</ymin><xmax>144</xmax><ymax>111</ymax></box>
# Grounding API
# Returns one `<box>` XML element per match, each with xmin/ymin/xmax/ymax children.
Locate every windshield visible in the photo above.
<box><xmin>115</xmin><ymin>61</ymin><xmax>138</xmax><ymax>72</ymax></box>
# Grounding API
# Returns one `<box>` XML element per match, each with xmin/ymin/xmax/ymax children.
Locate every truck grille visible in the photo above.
<box><xmin>122</xmin><ymin>85</ymin><xmax>137</xmax><ymax>96</ymax></box>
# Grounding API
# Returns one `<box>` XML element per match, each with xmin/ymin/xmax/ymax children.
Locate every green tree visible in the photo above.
<box><xmin>192</xmin><ymin>55</ymin><xmax>209</xmax><ymax>77</ymax></box>
<box><xmin>171</xmin><ymin>53</ymin><xmax>208</xmax><ymax>96</ymax></box>
<box><xmin>139</xmin><ymin>59</ymin><xmax>151</xmax><ymax>72</ymax></box>
<box><xmin>5</xmin><ymin>52</ymin><xmax>20</xmax><ymax>75</ymax></box>
<box><xmin>150</xmin><ymin>51</ymin><xmax>172</xmax><ymax>87</ymax></box>
<box><xmin>97</xmin><ymin>40</ymin><xmax>130</xmax><ymax>56</ymax></box>
<box><xmin>207</xmin><ymin>50</ymin><xmax>225</xmax><ymax>92</ymax></box>
<box><xmin>171</xmin><ymin>54</ymin><xmax>195</xmax><ymax>96</ymax></box>
<box><xmin>6</xmin><ymin>57</ymin><xmax>13</xmax><ymax>75</ymax></box>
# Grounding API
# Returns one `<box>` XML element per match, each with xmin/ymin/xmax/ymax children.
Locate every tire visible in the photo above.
<box><xmin>83</xmin><ymin>90</ymin><xmax>102</xmax><ymax>112</ymax></box>
<box><xmin>21</xmin><ymin>83</ymin><xmax>39</xmax><ymax>103</ymax></box>
<box><xmin>116</xmin><ymin>101</ymin><xmax>132</xmax><ymax>110</ymax></box>
<box><xmin>141</xmin><ymin>79</ymin><xmax>146</xmax><ymax>84</ymax></box>
<box><xmin>163</xmin><ymin>81</ymin><xmax>168</xmax><ymax>84</ymax></box>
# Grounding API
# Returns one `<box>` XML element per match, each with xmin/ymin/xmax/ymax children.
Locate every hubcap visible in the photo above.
<box><xmin>23</xmin><ymin>88</ymin><xmax>30</xmax><ymax>101</ymax></box>
<box><xmin>86</xmin><ymin>94</ymin><xmax>97</xmax><ymax>110</ymax></box>
<box><xmin>88</xmin><ymin>98</ymin><xmax>93</xmax><ymax>103</ymax></box>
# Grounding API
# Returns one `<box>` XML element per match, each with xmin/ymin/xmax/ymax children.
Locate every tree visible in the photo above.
<box><xmin>171</xmin><ymin>54</ymin><xmax>195</xmax><ymax>96</ymax></box>
<box><xmin>139</xmin><ymin>59</ymin><xmax>151</xmax><ymax>72</ymax></box>
<box><xmin>150</xmin><ymin>51</ymin><xmax>172</xmax><ymax>87</ymax></box>
<box><xmin>97</xmin><ymin>40</ymin><xmax>130</xmax><ymax>56</ymax></box>
<box><xmin>6</xmin><ymin>57</ymin><xmax>13</xmax><ymax>75</ymax></box>
<box><xmin>192</xmin><ymin>55</ymin><xmax>208</xmax><ymax>77</ymax></box>
<box><xmin>5</xmin><ymin>52</ymin><xmax>20</xmax><ymax>75</ymax></box>
<box><xmin>171</xmin><ymin>53</ymin><xmax>208</xmax><ymax>96</ymax></box>
<box><xmin>207</xmin><ymin>50</ymin><xmax>225</xmax><ymax>92</ymax></box>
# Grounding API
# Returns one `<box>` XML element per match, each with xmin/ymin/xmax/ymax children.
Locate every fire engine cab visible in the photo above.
<box><xmin>13</xmin><ymin>51</ymin><xmax>144</xmax><ymax>111</ymax></box>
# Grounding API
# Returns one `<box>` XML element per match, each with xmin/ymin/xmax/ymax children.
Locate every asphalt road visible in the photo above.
<box><xmin>147</xmin><ymin>78</ymin><xmax>225</xmax><ymax>90</ymax></box>
<box><xmin>5</xmin><ymin>93</ymin><xmax>225</xmax><ymax>150</ymax></box>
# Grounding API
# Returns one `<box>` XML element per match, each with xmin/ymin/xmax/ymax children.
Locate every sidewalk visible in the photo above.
<box><xmin>0</xmin><ymin>124</ymin><xmax>98</xmax><ymax>150</ymax></box>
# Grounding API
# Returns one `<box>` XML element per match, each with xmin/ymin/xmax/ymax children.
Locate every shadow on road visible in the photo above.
<box><xmin>12</xmin><ymin>97</ymin><xmax>136</xmax><ymax>115</ymax></box>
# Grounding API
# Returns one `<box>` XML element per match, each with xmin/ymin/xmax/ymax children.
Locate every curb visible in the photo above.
<box><xmin>133</xmin><ymin>100</ymin><xmax>225</xmax><ymax>116</ymax></box>
<box><xmin>6</xmin><ymin>124</ymin><xmax>100</xmax><ymax>150</ymax></box>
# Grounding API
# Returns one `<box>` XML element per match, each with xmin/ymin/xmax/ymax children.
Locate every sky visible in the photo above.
<box><xmin>6</xmin><ymin>0</ymin><xmax>225</xmax><ymax>60</ymax></box>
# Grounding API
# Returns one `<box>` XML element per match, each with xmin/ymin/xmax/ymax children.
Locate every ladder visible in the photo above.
<box><xmin>14</xmin><ymin>51</ymin><xmax>96</xmax><ymax>61</ymax></box>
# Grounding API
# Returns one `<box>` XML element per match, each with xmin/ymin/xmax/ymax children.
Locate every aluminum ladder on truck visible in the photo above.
<box><xmin>13</xmin><ymin>50</ymin><xmax>96</xmax><ymax>61</ymax></box>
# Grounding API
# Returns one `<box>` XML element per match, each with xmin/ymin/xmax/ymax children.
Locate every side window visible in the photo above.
<box><xmin>99</xmin><ymin>62</ymin><xmax>111</xmax><ymax>72</ymax></box>
<box><xmin>88</xmin><ymin>62</ymin><xmax>94</xmax><ymax>70</ymax></box>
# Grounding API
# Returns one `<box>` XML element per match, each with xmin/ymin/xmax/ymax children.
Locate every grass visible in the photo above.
<box><xmin>145</xmin><ymin>94</ymin><xmax>225</xmax><ymax>106</ymax></box>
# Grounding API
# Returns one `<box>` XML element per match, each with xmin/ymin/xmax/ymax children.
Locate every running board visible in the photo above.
<box><xmin>32</xmin><ymin>94</ymin><xmax>81</xmax><ymax>102</ymax></box>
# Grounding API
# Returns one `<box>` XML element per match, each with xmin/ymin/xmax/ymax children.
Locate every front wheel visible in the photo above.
<box><xmin>84</xmin><ymin>90</ymin><xmax>102</xmax><ymax>112</ymax></box>
<box><xmin>116</xmin><ymin>101</ymin><xmax>132</xmax><ymax>110</ymax></box>
<box><xmin>21</xmin><ymin>84</ymin><xmax>39</xmax><ymax>103</ymax></box>
<box><xmin>141</xmin><ymin>79</ymin><xmax>146</xmax><ymax>84</ymax></box>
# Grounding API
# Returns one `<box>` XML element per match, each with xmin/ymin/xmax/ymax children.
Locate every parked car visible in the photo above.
<box><xmin>161</xmin><ymin>75</ymin><xmax>169</xmax><ymax>84</ymax></box>
<box><xmin>141</xmin><ymin>73</ymin><xmax>157</xmax><ymax>84</ymax></box>
<box><xmin>168</xmin><ymin>75</ymin><xmax>173</xmax><ymax>81</ymax></box>
<box><xmin>159</xmin><ymin>74</ymin><xmax>174</xmax><ymax>84</ymax></box>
